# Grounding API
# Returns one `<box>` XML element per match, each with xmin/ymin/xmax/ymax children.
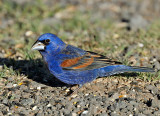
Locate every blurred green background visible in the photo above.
<box><xmin>0</xmin><ymin>0</ymin><xmax>160</xmax><ymax>80</ymax></box>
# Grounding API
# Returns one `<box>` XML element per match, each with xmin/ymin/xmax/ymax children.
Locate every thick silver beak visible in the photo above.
<box><xmin>31</xmin><ymin>41</ymin><xmax>45</xmax><ymax>50</ymax></box>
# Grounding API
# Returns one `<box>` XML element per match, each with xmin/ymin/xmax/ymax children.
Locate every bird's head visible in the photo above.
<box><xmin>32</xmin><ymin>33</ymin><xmax>66</xmax><ymax>55</ymax></box>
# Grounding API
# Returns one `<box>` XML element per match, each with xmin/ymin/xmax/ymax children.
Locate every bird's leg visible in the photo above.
<box><xmin>65</xmin><ymin>84</ymin><xmax>83</xmax><ymax>96</ymax></box>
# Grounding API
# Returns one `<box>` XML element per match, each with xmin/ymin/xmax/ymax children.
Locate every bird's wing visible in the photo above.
<box><xmin>60</xmin><ymin>51</ymin><xmax>122</xmax><ymax>71</ymax></box>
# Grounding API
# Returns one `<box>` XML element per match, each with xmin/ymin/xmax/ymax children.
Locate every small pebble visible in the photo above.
<box><xmin>72</xmin><ymin>113</ymin><xmax>77</xmax><ymax>116</ymax></box>
<box><xmin>47</xmin><ymin>103</ymin><xmax>52</xmax><ymax>107</ymax></box>
<box><xmin>32</xmin><ymin>106</ymin><xmax>37</xmax><ymax>110</ymax></box>
<box><xmin>82</xmin><ymin>110</ymin><xmax>88</xmax><ymax>115</ymax></box>
<box><xmin>13</xmin><ymin>84</ymin><xmax>17</xmax><ymax>87</ymax></box>
<box><xmin>25</xmin><ymin>31</ymin><xmax>33</xmax><ymax>36</ymax></box>
<box><xmin>138</xmin><ymin>43</ymin><xmax>144</xmax><ymax>47</ymax></box>
<box><xmin>37</xmin><ymin>86</ymin><xmax>41</xmax><ymax>90</ymax></box>
<box><xmin>77</xmin><ymin>105</ymin><xmax>81</xmax><ymax>108</ymax></box>
<box><xmin>7</xmin><ymin>113</ymin><xmax>12</xmax><ymax>115</ymax></box>
<box><xmin>85</xmin><ymin>94</ymin><xmax>89</xmax><ymax>96</ymax></box>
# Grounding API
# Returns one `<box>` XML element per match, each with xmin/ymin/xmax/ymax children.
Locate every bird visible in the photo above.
<box><xmin>32</xmin><ymin>33</ymin><xmax>155</xmax><ymax>94</ymax></box>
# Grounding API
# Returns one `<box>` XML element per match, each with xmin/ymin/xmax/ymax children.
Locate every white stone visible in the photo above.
<box><xmin>32</xmin><ymin>106</ymin><xmax>37</xmax><ymax>110</ymax></box>
<box><xmin>13</xmin><ymin>84</ymin><xmax>17</xmax><ymax>87</ymax></box>
<box><xmin>47</xmin><ymin>103</ymin><xmax>52</xmax><ymax>107</ymax></box>
<box><xmin>138</xmin><ymin>43</ymin><xmax>144</xmax><ymax>47</ymax></box>
<box><xmin>37</xmin><ymin>86</ymin><xmax>41</xmax><ymax>90</ymax></box>
<box><xmin>82</xmin><ymin>110</ymin><xmax>88</xmax><ymax>115</ymax></box>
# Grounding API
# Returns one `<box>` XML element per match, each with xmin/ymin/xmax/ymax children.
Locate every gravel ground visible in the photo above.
<box><xmin>1</xmin><ymin>73</ymin><xmax>160</xmax><ymax>116</ymax></box>
<box><xmin>1</xmin><ymin>0</ymin><xmax>160</xmax><ymax>116</ymax></box>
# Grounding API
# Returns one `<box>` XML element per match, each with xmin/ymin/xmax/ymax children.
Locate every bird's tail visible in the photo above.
<box><xmin>100</xmin><ymin>65</ymin><xmax>155</xmax><ymax>77</ymax></box>
<box><xmin>126</xmin><ymin>66</ymin><xmax>155</xmax><ymax>72</ymax></box>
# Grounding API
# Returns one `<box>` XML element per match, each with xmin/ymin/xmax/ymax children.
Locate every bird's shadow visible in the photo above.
<box><xmin>0</xmin><ymin>58</ymin><xmax>140</xmax><ymax>88</ymax></box>
<box><xmin>0</xmin><ymin>58</ymin><xmax>68</xmax><ymax>88</ymax></box>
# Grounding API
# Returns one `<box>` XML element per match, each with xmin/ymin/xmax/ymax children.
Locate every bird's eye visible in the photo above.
<box><xmin>45</xmin><ymin>39</ymin><xmax>50</xmax><ymax>44</ymax></box>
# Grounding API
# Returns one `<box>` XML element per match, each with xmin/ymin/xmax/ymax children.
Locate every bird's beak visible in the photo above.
<box><xmin>31</xmin><ymin>41</ymin><xmax>45</xmax><ymax>50</ymax></box>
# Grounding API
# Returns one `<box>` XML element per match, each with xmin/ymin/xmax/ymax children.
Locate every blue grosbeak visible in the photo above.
<box><xmin>32</xmin><ymin>33</ymin><xmax>154</xmax><ymax>91</ymax></box>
